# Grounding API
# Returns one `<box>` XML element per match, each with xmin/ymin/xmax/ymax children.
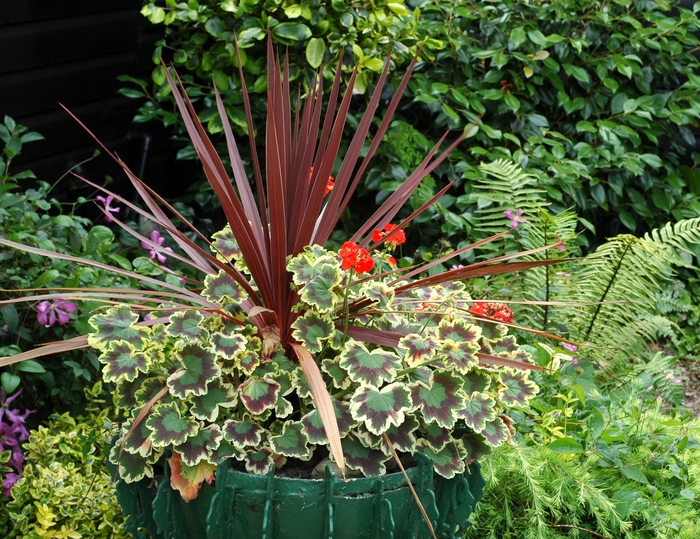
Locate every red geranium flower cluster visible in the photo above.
<box><xmin>371</xmin><ymin>223</ymin><xmax>406</xmax><ymax>248</ymax></box>
<box><xmin>338</xmin><ymin>241</ymin><xmax>375</xmax><ymax>274</ymax></box>
<box><xmin>309</xmin><ymin>166</ymin><xmax>334</xmax><ymax>196</ymax></box>
<box><xmin>469</xmin><ymin>302</ymin><xmax>514</xmax><ymax>323</ymax></box>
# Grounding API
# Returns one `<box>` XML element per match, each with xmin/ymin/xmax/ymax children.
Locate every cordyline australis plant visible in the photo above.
<box><xmin>0</xmin><ymin>41</ymin><xmax>562</xmax><ymax>501</ymax></box>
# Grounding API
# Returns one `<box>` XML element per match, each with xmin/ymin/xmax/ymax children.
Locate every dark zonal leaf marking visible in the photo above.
<box><xmin>115</xmin><ymin>372</ymin><xmax>147</xmax><ymax>408</ymax></box>
<box><xmin>123</xmin><ymin>417</ymin><xmax>154</xmax><ymax>457</ymax></box>
<box><xmin>417</xmin><ymin>439</ymin><xmax>466</xmax><ymax>479</ymax></box>
<box><xmin>490</xmin><ymin>335</ymin><xmax>519</xmax><ymax>356</ymax></box>
<box><xmin>398</xmin><ymin>333</ymin><xmax>440</xmax><ymax>367</ymax></box>
<box><xmin>244</xmin><ymin>447</ymin><xmax>274</xmax><ymax>475</ymax></box>
<box><xmin>287</xmin><ymin>247</ymin><xmax>339</xmax><ymax>287</ymax></box>
<box><xmin>269</xmin><ymin>421</ymin><xmax>312</xmax><ymax>460</ymax></box>
<box><xmin>340</xmin><ymin>435</ymin><xmax>390</xmax><ymax>476</ymax></box>
<box><xmin>404</xmin><ymin>366</ymin><xmax>431</xmax><ymax>386</ymax></box>
<box><xmin>419</xmin><ymin>419</ymin><xmax>453</xmax><ymax>452</ymax></box>
<box><xmin>210</xmin><ymin>224</ymin><xmax>241</xmax><ymax>262</ymax></box>
<box><xmin>436</xmin><ymin>318</ymin><xmax>482</xmax><ymax>343</ymax></box>
<box><xmin>202</xmin><ymin>269</ymin><xmax>247</xmax><ymax>304</ymax></box>
<box><xmin>462</xmin><ymin>432</ymin><xmax>493</xmax><ymax>463</ymax></box>
<box><xmin>301</xmin><ymin>399</ymin><xmax>356</xmax><ymax>444</ymax></box>
<box><xmin>134</xmin><ymin>377</ymin><xmax>170</xmax><ymax>406</ymax></box>
<box><xmin>498</xmin><ymin>369</ymin><xmax>539</xmax><ymax>406</ymax></box>
<box><xmin>211</xmin><ymin>331</ymin><xmax>247</xmax><ymax>359</ymax></box>
<box><xmin>439</xmin><ymin>339</ymin><xmax>478</xmax><ymax>374</ymax></box>
<box><xmin>239</xmin><ymin>376</ymin><xmax>280</xmax><ymax>415</ymax></box>
<box><xmin>189</xmin><ymin>380</ymin><xmax>237</xmax><ymax>422</ymax></box>
<box><xmin>411</xmin><ymin>370</ymin><xmax>465</xmax><ymax>429</ymax></box>
<box><xmin>350</xmin><ymin>383</ymin><xmax>412</xmax><ymax>435</ymax></box>
<box><xmin>457</xmin><ymin>391</ymin><xmax>496</xmax><ymax>432</ymax></box>
<box><xmin>290</xmin><ymin>367</ymin><xmax>312</xmax><ymax>399</ymax></box>
<box><xmin>236</xmin><ymin>349</ymin><xmax>260</xmax><ymax>376</ymax></box>
<box><xmin>291</xmin><ymin>311</ymin><xmax>334</xmax><ymax>353</ymax></box>
<box><xmin>209</xmin><ymin>439</ymin><xmax>243</xmax><ymax>462</ymax></box>
<box><xmin>99</xmin><ymin>340</ymin><xmax>149</xmax><ymax>382</ymax></box>
<box><xmin>480</xmin><ymin>416</ymin><xmax>509</xmax><ymax>447</ymax></box>
<box><xmin>222</xmin><ymin>415</ymin><xmax>264</xmax><ymax>448</ymax></box>
<box><xmin>339</xmin><ymin>341</ymin><xmax>401</xmax><ymax>386</ymax></box>
<box><xmin>167</xmin><ymin>342</ymin><xmax>221</xmax><ymax>398</ymax></box>
<box><xmin>145</xmin><ymin>402</ymin><xmax>199</xmax><ymax>448</ymax></box>
<box><xmin>321</xmin><ymin>358</ymin><xmax>351</xmax><ymax>390</ymax></box>
<box><xmin>175</xmin><ymin>424</ymin><xmax>223</xmax><ymax>466</ymax></box>
<box><xmin>298</xmin><ymin>263</ymin><xmax>342</xmax><ymax>312</ymax></box>
<box><xmin>167</xmin><ymin>310</ymin><xmax>207</xmax><ymax>340</ymax></box>
<box><xmin>109</xmin><ymin>440</ymin><xmax>153</xmax><ymax>483</ymax></box>
<box><xmin>461</xmin><ymin>369</ymin><xmax>491</xmax><ymax>394</ymax></box>
<box><xmin>380</xmin><ymin>413</ymin><xmax>419</xmax><ymax>453</ymax></box>
<box><xmin>88</xmin><ymin>305</ymin><xmax>149</xmax><ymax>351</ymax></box>
<box><xmin>477</xmin><ymin>320</ymin><xmax>507</xmax><ymax>342</ymax></box>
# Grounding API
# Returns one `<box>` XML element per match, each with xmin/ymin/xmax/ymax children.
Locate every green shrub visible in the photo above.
<box><xmin>0</xmin><ymin>383</ymin><xmax>129</xmax><ymax>539</ymax></box>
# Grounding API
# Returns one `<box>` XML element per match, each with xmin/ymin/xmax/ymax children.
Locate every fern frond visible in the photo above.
<box><xmin>644</xmin><ymin>216</ymin><xmax>700</xmax><ymax>264</ymax></box>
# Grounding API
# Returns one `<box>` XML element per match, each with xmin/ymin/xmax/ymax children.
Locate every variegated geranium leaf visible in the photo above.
<box><xmin>321</xmin><ymin>358</ymin><xmax>351</xmax><ymax>390</ymax></box>
<box><xmin>498</xmin><ymin>369</ymin><xmax>539</xmax><ymax>406</ymax></box>
<box><xmin>490</xmin><ymin>335</ymin><xmax>519</xmax><ymax>357</ymax></box>
<box><xmin>115</xmin><ymin>372</ymin><xmax>147</xmax><ymax>408</ymax></box>
<box><xmin>477</xmin><ymin>321</ymin><xmax>507</xmax><ymax>342</ymax></box>
<box><xmin>244</xmin><ymin>447</ymin><xmax>274</xmax><ymax>475</ymax></box>
<box><xmin>461</xmin><ymin>369</ymin><xmax>491</xmax><ymax>394</ymax></box>
<box><xmin>210</xmin><ymin>224</ymin><xmax>241</xmax><ymax>263</ymax></box>
<box><xmin>269</xmin><ymin>421</ymin><xmax>312</xmax><ymax>460</ymax></box>
<box><xmin>88</xmin><ymin>306</ymin><xmax>149</xmax><ymax>351</ymax></box>
<box><xmin>480</xmin><ymin>416</ymin><xmax>509</xmax><ymax>447</ymax></box>
<box><xmin>457</xmin><ymin>391</ymin><xmax>496</xmax><ymax>432</ymax></box>
<box><xmin>290</xmin><ymin>367</ymin><xmax>312</xmax><ymax>399</ymax></box>
<box><xmin>109</xmin><ymin>440</ymin><xmax>153</xmax><ymax>483</ymax></box>
<box><xmin>236</xmin><ymin>349</ymin><xmax>260</xmax><ymax>376</ymax></box>
<box><xmin>133</xmin><ymin>377</ymin><xmax>169</xmax><ymax>406</ymax></box>
<box><xmin>168</xmin><ymin>450</ymin><xmax>216</xmax><ymax>502</ymax></box>
<box><xmin>399</xmin><ymin>333</ymin><xmax>440</xmax><ymax>367</ymax></box>
<box><xmin>360</xmin><ymin>281</ymin><xmax>399</xmax><ymax>324</ymax></box>
<box><xmin>291</xmin><ymin>311</ymin><xmax>334</xmax><ymax>353</ymax></box>
<box><xmin>439</xmin><ymin>339</ymin><xmax>478</xmax><ymax>374</ymax></box>
<box><xmin>436</xmin><ymin>318</ymin><xmax>481</xmax><ymax>343</ymax></box>
<box><xmin>167</xmin><ymin>310</ymin><xmax>207</xmax><ymax>340</ymax></box>
<box><xmin>287</xmin><ymin>247</ymin><xmax>338</xmax><ymax>286</ymax></box>
<box><xmin>211</xmin><ymin>331</ymin><xmax>247</xmax><ymax>360</ymax></box>
<box><xmin>404</xmin><ymin>366</ymin><xmax>432</xmax><ymax>386</ymax></box>
<box><xmin>339</xmin><ymin>342</ymin><xmax>401</xmax><ymax>386</ymax></box>
<box><xmin>462</xmin><ymin>432</ymin><xmax>493</xmax><ymax>463</ymax></box>
<box><xmin>99</xmin><ymin>340</ymin><xmax>149</xmax><ymax>382</ymax></box>
<box><xmin>175</xmin><ymin>424</ymin><xmax>223</xmax><ymax>466</ymax></box>
<box><xmin>202</xmin><ymin>269</ymin><xmax>246</xmax><ymax>304</ymax></box>
<box><xmin>419</xmin><ymin>419</ymin><xmax>452</xmax><ymax>452</ymax></box>
<box><xmin>222</xmin><ymin>415</ymin><xmax>264</xmax><ymax>448</ymax></box>
<box><xmin>411</xmin><ymin>370</ymin><xmax>465</xmax><ymax>429</ymax></box>
<box><xmin>145</xmin><ymin>402</ymin><xmax>199</xmax><ymax>448</ymax></box>
<box><xmin>340</xmin><ymin>435</ymin><xmax>389</xmax><ymax>476</ymax></box>
<box><xmin>417</xmin><ymin>439</ymin><xmax>466</xmax><ymax>479</ymax></box>
<box><xmin>380</xmin><ymin>413</ymin><xmax>419</xmax><ymax>453</ymax></box>
<box><xmin>122</xmin><ymin>417</ymin><xmax>154</xmax><ymax>458</ymax></box>
<box><xmin>209</xmin><ymin>439</ymin><xmax>243</xmax><ymax>462</ymax></box>
<box><xmin>301</xmin><ymin>399</ymin><xmax>356</xmax><ymax>444</ymax></box>
<box><xmin>239</xmin><ymin>376</ymin><xmax>280</xmax><ymax>415</ymax></box>
<box><xmin>167</xmin><ymin>343</ymin><xmax>220</xmax><ymax>398</ymax></box>
<box><xmin>350</xmin><ymin>383</ymin><xmax>412</xmax><ymax>436</ymax></box>
<box><xmin>190</xmin><ymin>380</ymin><xmax>237</xmax><ymax>422</ymax></box>
<box><xmin>299</xmin><ymin>263</ymin><xmax>342</xmax><ymax>312</ymax></box>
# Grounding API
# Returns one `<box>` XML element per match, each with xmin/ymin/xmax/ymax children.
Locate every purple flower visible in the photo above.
<box><xmin>571</xmin><ymin>356</ymin><xmax>578</xmax><ymax>366</ymax></box>
<box><xmin>2</xmin><ymin>473</ymin><xmax>20</xmax><ymax>497</ymax></box>
<box><xmin>36</xmin><ymin>298</ymin><xmax>77</xmax><ymax>327</ymax></box>
<box><xmin>450</xmin><ymin>264</ymin><xmax>465</xmax><ymax>271</ymax></box>
<box><xmin>5</xmin><ymin>409</ymin><xmax>34</xmax><ymax>442</ymax></box>
<box><xmin>0</xmin><ymin>421</ymin><xmax>20</xmax><ymax>452</ymax></box>
<box><xmin>503</xmin><ymin>208</ymin><xmax>528</xmax><ymax>229</ymax></box>
<box><xmin>141</xmin><ymin>230</ymin><xmax>173</xmax><ymax>264</ymax></box>
<box><xmin>562</xmin><ymin>343</ymin><xmax>577</xmax><ymax>352</ymax></box>
<box><xmin>96</xmin><ymin>195</ymin><xmax>121</xmax><ymax>223</ymax></box>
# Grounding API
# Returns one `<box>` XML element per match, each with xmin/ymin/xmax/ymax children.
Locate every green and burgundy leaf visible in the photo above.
<box><xmin>321</xmin><ymin>358</ymin><xmax>351</xmax><ymax>390</ymax></box>
<box><xmin>299</xmin><ymin>263</ymin><xmax>342</xmax><ymax>312</ymax></box>
<box><xmin>291</xmin><ymin>311</ymin><xmax>334</xmax><ymax>353</ymax></box>
<box><xmin>244</xmin><ymin>447</ymin><xmax>274</xmax><ymax>475</ymax></box>
<box><xmin>480</xmin><ymin>416</ymin><xmax>509</xmax><ymax>447</ymax></box>
<box><xmin>209</xmin><ymin>439</ymin><xmax>243</xmax><ymax>462</ymax></box>
<box><xmin>287</xmin><ymin>247</ymin><xmax>338</xmax><ymax>287</ymax></box>
<box><xmin>175</xmin><ymin>424</ymin><xmax>223</xmax><ymax>466</ymax></box>
<box><xmin>398</xmin><ymin>333</ymin><xmax>439</xmax><ymax>367</ymax></box>
<box><xmin>167</xmin><ymin>343</ymin><xmax>221</xmax><ymax>398</ymax></box>
<box><xmin>210</xmin><ymin>224</ymin><xmax>241</xmax><ymax>263</ymax></box>
<box><xmin>211</xmin><ymin>331</ymin><xmax>247</xmax><ymax>360</ymax></box>
<box><xmin>416</xmin><ymin>439</ymin><xmax>466</xmax><ymax>479</ymax></box>
<box><xmin>269</xmin><ymin>421</ymin><xmax>312</xmax><ymax>460</ymax></box>
<box><xmin>99</xmin><ymin>340</ymin><xmax>149</xmax><ymax>382</ymax></box>
<box><xmin>419</xmin><ymin>419</ymin><xmax>453</xmax><ymax>452</ymax></box>
<box><xmin>190</xmin><ymin>380</ymin><xmax>237</xmax><ymax>422</ymax></box>
<box><xmin>290</xmin><ymin>367</ymin><xmax>312</xmax><ymax>399</ymax></box>
<box><xmin>498</xmin><ymin>369</ymin><xmax>539</xmax><ymax>406</ymax></box>
<box><xmin>222</xmin><ymin>415</ymin><xmax>264</xmax><ymax>448</ymax></box>
<box><xmin>275</xmin><ymin>396</ymin><xmax>294</xmax><ymax>418</ymax></box>
<box><xmin>340</xmin><ymin>435</ymin><xmax>389</xmax><ymax>477</ymax></box>
<box><xmin>235</xmin><ymin>349</ymin><xmax>261</xmax><ymax>376</ymax></box>
<box><xmin>109</xmin><ymin>441</ymin><xmax>153</xmax><ymax>483</ymax></box>
<box><xmin>238</xmin><ymin>376</ymin><xmax>281</xmax><ymax>415</ymax></box>
<box><xmin>350</xmin><ymin>383</ymin><xmax>412</xmax><ymax>435</ymax></box>
<box><xmin>122</xmin><ymin>417</ymin><xmax>154</xmax><ymax>457</ymax></box>
<box><xmin>436</xmin><ymin>318</ymin><xmax>481</xmax><ymax>344</ymax></box>
<box><xmin>477</xmin><ymin>321</ymin><xmax>507</xmax><ymax>342</ymax></box>
<box><xmin>145</xmin><ymin>402</ymin><xmax>199</xmax><ymax>447</ymax></box>
<box><xmin>490</xmin><ymin>335</ymin><xmax>519</xmax><ymax>356</ymax></box>
<box><xmin>439</xmin><ymin>340</ymin><xmax>478</xmax><ymax>374</ymax></box>
<box><xmin>166</xmin><ymin>310</ymin><xmax>207</xmax><ymax>340</ymax></box>
<box><xmin>133</xmin><ymin>376</ymin><xmax>170</xmax><ymax>406</ymax></box>
<box><xmin>456</xmin><ymin>391</ymin><xmax>497</xmax><ymax>432</ymax></box>
<box><xmin>404</xmin><ymin>366</ymin><xmax>432</xmax><ymax>386</ymax></box>
<box><xmin>461</xmin><ymin>432</ymin><xmax>493</xmax><ymax>464</ymax></box>
<box><xmin>202</xmin><ymin>270</ymin><xmax>247</xmax><ymax>304</ymax></box>
<box><xmin>460</xmin><ymin>369</ymin><xmax>492</xmax><ymax>395</ymax></box>
<box><xmin>379</xmin><ymin>413</ymin><xmax>419</xmax><ymax>453</ymax></box>
<box><xmin>301</xmin><ymin>399</ymin><xmax>356</xmax><ymax>444</ymax></box>
<box><xmin>116</xmin><ymin>372</ymin><xmax>147</xmax><ymax>408</ymax></box>
<box><xmin>339</xmin><ymin>342</ymin><xmax>401</xmax><ymax>386</ymax></box>
<box><xmin>411</xmin><ymin>370</ymin><xmax>465</xmax><ymax>429</ymax></box>
<box><xmin>88</xmin><ymin>305</ymin><xmax>149</xmax><ymax>351</ymax></box>
<box><xmin>168</xmin><ymin>451</ymin><xmax>216</xmax><ymax>502</ymax></box>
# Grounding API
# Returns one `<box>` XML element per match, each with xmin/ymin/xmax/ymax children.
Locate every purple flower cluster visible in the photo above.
<box><xmin>0</xmin><ymin>388</ymin><xmax>34</xmax><ymax>497</ymax></box>
<box><xmin>141</xmin><ymin>230</ymin><xmax>173</xmax><ymax>264</ymax></box>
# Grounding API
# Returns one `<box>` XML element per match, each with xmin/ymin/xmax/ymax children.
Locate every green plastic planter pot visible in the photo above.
<box><xmin>114</xmin><ymin>453</ymin><xmax>484</xmax><ymax>539</ymax></box>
